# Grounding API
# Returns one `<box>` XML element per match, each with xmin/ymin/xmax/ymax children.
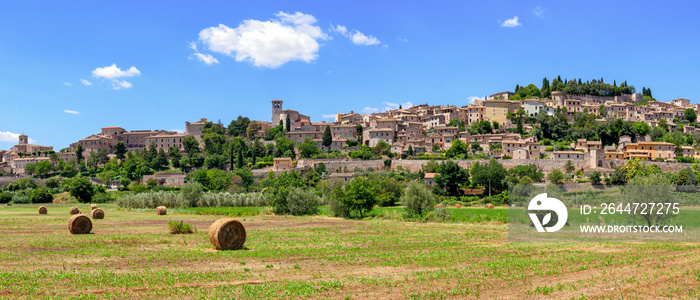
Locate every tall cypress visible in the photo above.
<box><xmin>285</xmin><ymin>114</ymin><xmax>291</xmax><ymax>132</ymax></box>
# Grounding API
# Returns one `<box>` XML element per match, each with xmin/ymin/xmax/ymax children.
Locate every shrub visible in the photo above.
<box><xmin>146</xmin><ymin>178</ymin><xmax>158</xmax><ymax>187</ymax></box>
<box><xmin>44</xmin><ymin>177</ymin><xmax>61</xmax><ymax>189</ymax></box>
<box><xmin>12</xmin><ymin>190</ymin><xmax>31</xmax><ymax>204</ymax></box>
<box><xmin>30</xmin><ymin>189</ymin><xmax>53</xmax><ymax>203</ymax></box>
<box><xmin>285</xmin><ymin>188</ymin><xmax>320</xmax><ymax>215</ymax></box>
<box><xmin>0</xmin><ymin>192</ymin><xmax>11</xmax><ymax>204</ymax></box>
<box><xmin>168</xmin><ymin>221</ymin><xmax>195</xmax><ymax>234</ymax></box>
<box><xmin>402</xmin><ymin>182</ymin><xmax>435</xmax><ymax>217</ymax></box>
<box><xmin>92</xmin><ymin>192</ymin><xmax>112</xmax><ymax>203</ymax></box>
<box><xmin>181</xmin><ymin>182</ymin><xmax>204</xmax><ymax>207</ymax></box>
<box><xmin>115</xmin><ymin>190</ymin><xmax>265</xmax><ymax>209</ymax></box>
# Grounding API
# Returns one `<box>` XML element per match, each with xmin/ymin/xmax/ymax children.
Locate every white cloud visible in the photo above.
<box><xmin>90</xmin><ymin>64</ymin><xmax>139</xmax><ymax>89</ymax></box>
<box><xmin>383</xmin><ymin>101</ymin><xmax>414</xmax><ymax>111</ymax></box>
<box><xmin>92</xmin><ymin>64</ymin><xmax>141</xmax><ymax>79</ymax></box>
<box><xmin>64</xmin><ymin>110</ymin><xmax>80</xmax><ymax>115</ymax></box>
<box><xmin>332</xmin><ymin>25</ymin><xmax>347</xmax><ymax>35</ymax></box>
<box><xmin>466</xmin><ymin>96</ymin><xmax>483</xmax><ymax>104</ymax></box>
<box><xmin>0</xmin><ymin>131</ymin><xmax>36</xmax><ymax>144</ymax></box>
<box><xmin>398</xmin><ymin>37</ymin><xmax>408</xmax><ymax>42</ymax></box>
<box><xmin>172</xmin><ymin>129</ymin><xmax>185</xmax><ymax>134</ymax></box>
<box><xmin>321</xmin><ymin>114</ymin><xmax>335</xmax><ymax>119</ymax></box>
<box><xmin>80</xmin><ymin>78</ymin><xmax>92</xmax><ymax>86</ymax></box>
<box><xmin>533</xmin><ymin>5</ymin><xmax>545</xmax><ymax>18</ymax></box>
<box><xmin>191</xmin><ymin>52</ymin><xmax>219</xmax><ymax>65</ymax></box>
<box><xmin>197</xmin><ymin>11</ymin><xmax>328</xmax><ymax>68</ymax></box>
<box><xmin>112</xmin><ymin>80</ymin><xmax>133</xmax><ymax>90</ymax></box>
<box><xmin>502</xmin><ymin>16</ymin><xmax>522</xmax><ymax>28</ymax></box>
<box><xmin>351</xmin><ymin>31</ymin><xmax>380</xmax><ymax>46</ymax></box>
<box><xmin>189</xmin><ymin>42</ymin><xmax>198</xmax><ymax>51</ymax></box>
<box><xmin>63</xmin><ymin>82</ymin><xmax>72</xmax><ymax>86</ymax></box>
<box><xmin>363</xmin><ymin>107</ymin><xmax>380</xmax><ymax>114</ymax></box>
<box><xmin>333</xmin><ymin>24</ymin><xmax>381</xmax><ymax>46</ymax></box>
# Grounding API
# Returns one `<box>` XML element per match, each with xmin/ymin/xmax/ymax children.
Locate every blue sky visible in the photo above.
<box><xmin>2</xmin><ymin>1</ymin><xmax>699</xmax><ymax>150</ymax></box>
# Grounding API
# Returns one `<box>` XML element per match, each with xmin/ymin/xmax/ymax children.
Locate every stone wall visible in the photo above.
<box><xmin>295</xmin><ymin>158</ymin><xmax>693</xmax><ymax>174</ymax></box>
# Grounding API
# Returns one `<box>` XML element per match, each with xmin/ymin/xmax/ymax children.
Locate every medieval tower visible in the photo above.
<box><xmin>272</xmin><ymin>100</ymin><xmax>283</xmax><ymax>125</ymax></box>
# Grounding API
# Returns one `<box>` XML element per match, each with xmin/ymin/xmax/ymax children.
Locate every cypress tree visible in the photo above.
<box><xmin>322</xmin><ymin>125</ymin><xmax>332</xmax><ymax>153</ymax></box>
<box><xmin>237</xmin><ymin>148</ymin><xmax>244</xmax><ymax>169</ymax></box>
<box><xmin>285</xmin><ymin>114</ymin><xmax>291</xmax><ymax>132</ymax></box>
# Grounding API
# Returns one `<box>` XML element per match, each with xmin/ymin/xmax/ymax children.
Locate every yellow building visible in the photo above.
<box><xmin>623</xmin><ymin>142</ymin><xmax>675</xmax><ymax>160</ymax></box>
<box><xmin>483</xmin><ymin>100</ymin><xmax>520</xmax><ymax>125</ymax></box>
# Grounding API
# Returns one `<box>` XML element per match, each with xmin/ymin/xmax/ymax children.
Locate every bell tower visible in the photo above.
<box><xmin>272</xmin><ymin>100</ymin><xmax>283</xmax><ymax>125</ymax></box>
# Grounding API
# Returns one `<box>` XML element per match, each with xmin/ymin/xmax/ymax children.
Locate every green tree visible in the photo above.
<box><xmin>285</xmin><ymin>114</ymin><xmax>291</xmax><ymax>132</ymax></box>
<box><xmin>75</xmin><ymin>144</ymin><xmax>84</xmax><ymax>167</ymax></box>
<box><xmin>168</xmin><ymin>146</ymin><xmax>182</xmax><ymax>168</ymax></box>
<box><xmin>355</xmin><ymin>125</ymin><xmax>363</xmax><ymax>142</ymax></box>
<box><xmin>246</xmin><ymin>121</ymin><xmax>260</xmax><ymax>138</ymax></box>
<box><xmin>470</xmin><ymin>159</ymin><xmax>506</xmax><ymax>195</ymax></box>
<box><xmin>685</xmin><ymin>108</ymin><xmax>697</xmax><ymax>123</ymax></box>
<box><xmin>35</xmin><ymin>160</ymin><xmax>53</xmax><ymax>178</ymax></box>
<box><xmin>183</xmin><ymin>135</ymin><xmax>200</xmax><ymax>158</ymax></box>
<box><xmin>634</xmin><ymin>122</ymin><xmax>651</xmax><ymax>137</ymax></box>
<box><xmin>24</xmin><ymin>162</ymin><xmax>36</xmax><ymax>176</ymax></box>
<box><xmin>434</xmin><ymin>161</ymin><xmax>469</xmax><ymax>196</ymax></box>
<box><xmin>30</xmin><ymin>188</ymin><xmax>53</xmax><ymax>203</ymax></box>
<box><xmin>322</xmin><ymin>125</ymin><xmax>332</xmax><ymax>152</ymax></box>
<box><xmin>113</xmin><ymin>141</ymin><xmax>127</xmax><ymax>160</ymax></box>
<box><xmin>237</xmin><ymin>146</ymin><xmax>244</xmax><ymax>169</ymax></box>
<box><xmin>402</xmin><ymin>181</ymin><xmax>435</xmax><ymax>217</ymax></box>
<box><xmin>341</xmin><ymin>177</ymin><xmax>379</xmax><ymax>218</ymax></box>
<box><xmin>154</xmin><ymin>148</ymin><xmax>168</xmax><ymax>169</ymax></box>
<box><xmin>564</xmin><ymin>160</ymin><xmax>575</xmax><ymax>173</ymax></box>
<box><xmin>407</xmin><ymin>145</ymin><xmax>413</xmax><ymax>156</ymax></box>
<box><xmin>299</xmin><ymin>137</ymin><xmax>321</xmax><ymax>158</ymax></box>
<box><xmin>204</xmin><ymin>154</ymin><xmax>226</xmax><ymax>169</ymax></box>
<box><xmin>549</xmin><ymin>169</ymin><xmax>565</xmax><ymax>185</ymax></box>
<box><xmin>69</xmin><ymin>178</ymin><xmax>95</xmax><ymax>203</ymax></box>
<box><xmin>587</xmin><ymin>171</ymin><xmax>602</xmax><ymax>185</ymax></box>
<box><xmin>228</xmin><ymin>115</ymin><xmax>251</xmax><ymax>137</ymax></box>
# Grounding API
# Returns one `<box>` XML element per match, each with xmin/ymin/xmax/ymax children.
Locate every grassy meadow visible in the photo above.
<box><xmin>0</xmin><ymin>203</ymin><xmax>698</xmax><ymax>299</ymax></box>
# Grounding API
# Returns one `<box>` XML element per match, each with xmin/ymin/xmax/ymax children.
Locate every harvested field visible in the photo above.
<box><xmin>0</xmin><ymin>204</ymin><xmax>698</xmax><ymax>299</ymax></box>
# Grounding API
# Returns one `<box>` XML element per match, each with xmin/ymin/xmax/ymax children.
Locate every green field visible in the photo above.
<box><xmin>0</xmin><ymin>203</ymin><xmax>699</xmax><ymax>299</ymax></box>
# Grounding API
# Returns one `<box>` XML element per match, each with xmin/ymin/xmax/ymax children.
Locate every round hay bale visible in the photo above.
<box><xmin>68</xmin><ymin>214</ymin><xmax>92</xmax><ymax>234</ymax></box>
<box><xmin>208</xmin><ymin>218</ymin><xmax>246</xmax><ymax>250</ymax></box>
<box><xmin>155</xmin><ymin>206</ymin><xmax>167</xmax><ymax>215</ymax></box>
<box><xmin>89</xmin><ymin>204</ymin><xmax>97</xmax><ymax>211</ymax></box>
<box><xmin>455</xmin><ymin>204</ymin><xmax>462</xmax><ymax>209</ymax></box>
<box><xmin>69</xmin><ymin>206</ymin><xmax>80</xmax><ymax>215</ymax></box>
<box><xmin>486</xmin><ymin>204</ymin><xmax>495</xmax><ymax>209</ymax></box>
<box><xmin>38</xmin><ymin>206</ymin><xmax>48</xmax><ymax>214</ymax></box>
<box><xmin>91</xmin><ymin>208</ymin><xmax>104</xmax><ymax>219</ymax></box>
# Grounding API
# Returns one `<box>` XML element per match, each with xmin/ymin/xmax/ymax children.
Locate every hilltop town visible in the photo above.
<box><xmin>1</xmin><ymin>77</ymin><xmax>699</xmax><ymax>181</ymax></box>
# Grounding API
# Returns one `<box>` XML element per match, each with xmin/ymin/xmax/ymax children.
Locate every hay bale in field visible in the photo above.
<box><xmin>486</xmin><ymin>204</ymin><xmax>494</xmax><ymax>209</ymax></box>
<box><xmin>68</xmin><ymin>214</ymin><xmax>92</xmax><ymax>234</ymax></box>
<box><xmin>89</xmin><ymin>204</ymin><xmax>97</xmax><ymax>210</ymax></box>
<box><xmin>433</xmin><ymin>203</ymin><xmax>445</xmax><ymax>209</ymax></box>
<box><xmin>155</xmin><ymin>206</ymin><xmax>167</xmax><ymax>215</ymax></box>
<box><xmin>455</xmin><ymin>204</ymin><xmax>462</xmax><ymax>209</ymax></box>
<box><xmin>208</xmin><ymin>218</ymin><xmax>246</xmax><ymax>250</ymax></box>
<box><xmin>38</xmin><ymin>206</ymin><xmax>48</xmax><ymax>214</ymax></box>
<box><xmin>91</xmin><ymin>208</ymin><xmax>104</xmax><ymax>219</ymax></box>
<box><xmin>69</xmin><ymin>206</ymin><xmax>80</xmax><ymax>215</ymax></box>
